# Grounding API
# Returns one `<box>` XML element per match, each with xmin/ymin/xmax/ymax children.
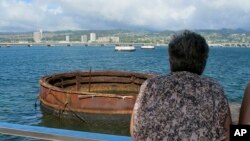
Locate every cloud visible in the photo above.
<box><xmin>0</xmin><ymin>0</ymin><xmax>250</xmax><ymax>31</ymax></box>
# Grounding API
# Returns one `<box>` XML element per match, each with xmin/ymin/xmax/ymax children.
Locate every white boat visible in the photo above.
<box><xmin>141</xmin><ymin>45</ymin><xmax>155</xmax><ymax>49</ymax></box>
<box><xmin>47</xmin><ymin>44</ymin><xmax>55</xmax><ymax>47</ymax></box>
<box><xmin>115</xmin><ymin>45</ymin><xmax>136</xmax><ymax>51</ymax></box>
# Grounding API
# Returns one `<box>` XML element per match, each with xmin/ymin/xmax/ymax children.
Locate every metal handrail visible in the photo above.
<box><xmin>0</xmin><ymin>122</ymin><xmax>131</xmax><ymax>141</ymax></box>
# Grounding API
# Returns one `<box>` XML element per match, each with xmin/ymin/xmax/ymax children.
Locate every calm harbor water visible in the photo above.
<box><xmin>0</xmin><ymin>46</ymin><xmax>249</xmax><ymax>140</ymax></box>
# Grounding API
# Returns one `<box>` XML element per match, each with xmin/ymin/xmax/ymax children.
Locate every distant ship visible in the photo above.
<box><xmin>27</xmin><ymin>44</ymin><xmax>32</xmax><ymax>47</ymax></box>
<box><xmin>115</xmin><ymin>45</ymin><xmax>136</xmax><ymax>51</ymax></box>
<box><xmin>47</xmin><ymin>44</ymin><xmax>55</xmax><ymax>47</ymax></box>
<box><xmin>141</xmin><ymin>45</ymin><xmax>155</xmax><ymax>49</ymax></box>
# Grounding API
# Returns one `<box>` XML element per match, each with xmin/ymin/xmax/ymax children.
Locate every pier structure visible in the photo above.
<box><xmin>209</xmin><ymin>43</ymin><xmax>250</xmax><ymax>47</ymax></box>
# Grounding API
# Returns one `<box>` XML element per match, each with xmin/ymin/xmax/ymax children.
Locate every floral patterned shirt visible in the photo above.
<box><xmin>132</xmin><ymin>71</ymin><xmax>230</xmax><ymax>141</ymax></box>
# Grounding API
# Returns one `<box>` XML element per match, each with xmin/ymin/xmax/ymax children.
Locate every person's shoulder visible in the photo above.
<box><xmin>201</xmin><ymin>76</ymin><xmax>224</xmax><ymax>92</ymax></box>
<box><xmin>141</xmin><ymin>74</ymin><xmax>172</xmax><ymax>89</ymax></box>
<box><xmin>146</xmin><ymin>74</ymin><xmax>171</xmax><ymax>83</ymax></box>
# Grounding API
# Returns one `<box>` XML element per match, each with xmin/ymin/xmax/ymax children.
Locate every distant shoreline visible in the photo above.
<box><xmin>0</xmin><ymin>42</ymin><xmax>250</xmax><ymax>48</ymax></box>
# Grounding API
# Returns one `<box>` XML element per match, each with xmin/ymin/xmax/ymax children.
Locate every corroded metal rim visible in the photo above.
<box><xmin>40</xmin><ymin>70</ymin><xmax>156</xmax><ymax>96</ymax></box>
<box><xmin>39</xmin><ymin>70</ymin><xmax>157</xmax><ymax>119</ymax></box>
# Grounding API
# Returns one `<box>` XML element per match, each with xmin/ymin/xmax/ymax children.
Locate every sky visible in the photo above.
<box><xmin>0</xmin><ymin>0</ymin><xmax>250</xmax><ymax>32</ymax></box>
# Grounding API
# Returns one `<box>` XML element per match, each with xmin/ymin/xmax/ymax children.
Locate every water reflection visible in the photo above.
<box><xmin>39</xmin><ymin>111</ymin><xmax>130</xmax><ymax>136</ymax></box>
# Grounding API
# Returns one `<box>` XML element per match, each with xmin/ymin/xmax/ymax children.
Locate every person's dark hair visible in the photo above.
<box><xmin>168</xmin><ymin>30</ymin><xmax>209</xmax><ymax>75</ymax></box>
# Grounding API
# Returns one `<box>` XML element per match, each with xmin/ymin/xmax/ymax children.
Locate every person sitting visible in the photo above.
<box><xmin>130</xmin><ymin>30</ymin><xmax>231</xmax><ymax>141</ymax></box>
<box><xmin>239</xmin><ymin>83</ymin><xmax>250</xmax><ymax>124</ymax></box>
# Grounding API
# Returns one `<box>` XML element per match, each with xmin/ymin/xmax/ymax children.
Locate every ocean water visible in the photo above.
<box><xmin>0</xmin><ymin>46</ymin><xmax>249</xmax><ymax>139</ymax></box>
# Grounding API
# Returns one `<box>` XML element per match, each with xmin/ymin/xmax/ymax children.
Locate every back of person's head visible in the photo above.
<box><xmin>168</xmin><ymin>30</ymin><xmax>209</xmax><ymax>75</ymax></box>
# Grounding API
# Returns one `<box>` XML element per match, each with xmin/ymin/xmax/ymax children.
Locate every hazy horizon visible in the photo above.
<box><xmin>1</xmin><ymin>28</ymin><xmax>250</xmax><ymax>34</ymax></box>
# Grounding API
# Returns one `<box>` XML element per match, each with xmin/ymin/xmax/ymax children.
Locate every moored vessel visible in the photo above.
<box><xmin>141</xmin><ymin>45</ymin><xmax>155</xmax><ymax>49</ymax></box>
<box><xmin>115</xmin><ymin>45</ymin><xmax>136</xmax><ymax>51</ymax></box>
<box><xmin>47</xmin><ymin>44</ymin><xmax>55</xmax><ymax>47</ymax></box>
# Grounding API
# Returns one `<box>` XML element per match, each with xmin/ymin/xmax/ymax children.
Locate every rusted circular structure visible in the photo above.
<box><xmin>39</xmin><ymin>70</ymin><xmax>156</xmax><ymax>121</ymax></box>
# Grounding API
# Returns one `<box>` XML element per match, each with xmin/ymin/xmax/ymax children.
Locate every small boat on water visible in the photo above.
<box><xmin>47</xmin><ymin>44</ymin><xmax>55</xmax><ymax>47</ymax></box>
<box><xmin>67</xmin><ymin>44</ymin><xmax>72</xmax><ymax>47</ymax></box>
<box><xmin>141</xmin><ymin>45</ymin><xmax>155</xmax><ymax>49</ymax></box>
<box><xmin>39</xmin><ymin>70</ymin><xmax>156</xmax><ymax>121</ymax></box>
<box><xmin>115</xmin><ymin>45</ymin><xmax>136</xmax><ymax>51</ymax></box>
<box><xmin>27</xmin><ymin>44</ymin><xmax>32</xmax><ymax>47</ymax></box>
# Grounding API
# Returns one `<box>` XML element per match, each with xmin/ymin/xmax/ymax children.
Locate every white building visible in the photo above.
<box><xmin>39</xmin><ymin>29</ymin><xmax>43</xmax><ymax>39</ymax></box>
<box><xmin>110</xmin><ymin>37</ymin><xmax>119</xmax><ymax>43</ymax></box>
<box><xmin>33</xmin><ymin>30</ymin><xmax>43</xmax><ymax>43</ymax></box>
<box><xmin>89</xmin><ymin>33</ymin><xmax>96</xmax><ymax>42</ymax></box>
<box><xmin>66</xmin><ymin>35</ymin><xmax>70</xmax><ymax>42</ymax></box>
<box><xmin>97</xmin><ymin>36</ymin><xmax>119</xmax><ymax>43</ymax></box>
<box><xmin>81</xmin><ymin>35</ymin><xmax>88</xmax><ymax>42</ymax></box>
<box><xmin>97</xmin><ymin>37</ymin><xmax>111</xmax><ymax>43</ymax></box>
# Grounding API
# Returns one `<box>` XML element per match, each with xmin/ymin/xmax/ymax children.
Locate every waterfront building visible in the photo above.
<box><xmin>110</xmin><ymin>37</ymin><xmax>119</xmax><ymax>43</ymax></box>
<box><xmin>81</xmin><ymin>35</ymin><xmax>87</xmax><ymax>42</ymax></box>
<box><xmin>97</xmin><ymin>37</ymin><xmax>110</xmax><ymax>43</ymax></box>
<box><xmin>33</xmin><ymin>30</ymin><xmax>43</xmax><ymax>43</ymax></box>
<box><xmin>40</xmin><ymin>29</ymin><xmax>43</xmax><ymax>38</ymax></box>
<box><xmin>97</xmin><ymin>36</ymin><xmax>120</xmax><ymax>43</ymax></box>
<box><xmin>66</xmin><ymin>35</ymin><xmax>70</xmax><ymax>42</ymax></box>
<box><xmin>90</xmin><ymin>33</ymin><xmax>96</xmax><ymax>42</ymax></box>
